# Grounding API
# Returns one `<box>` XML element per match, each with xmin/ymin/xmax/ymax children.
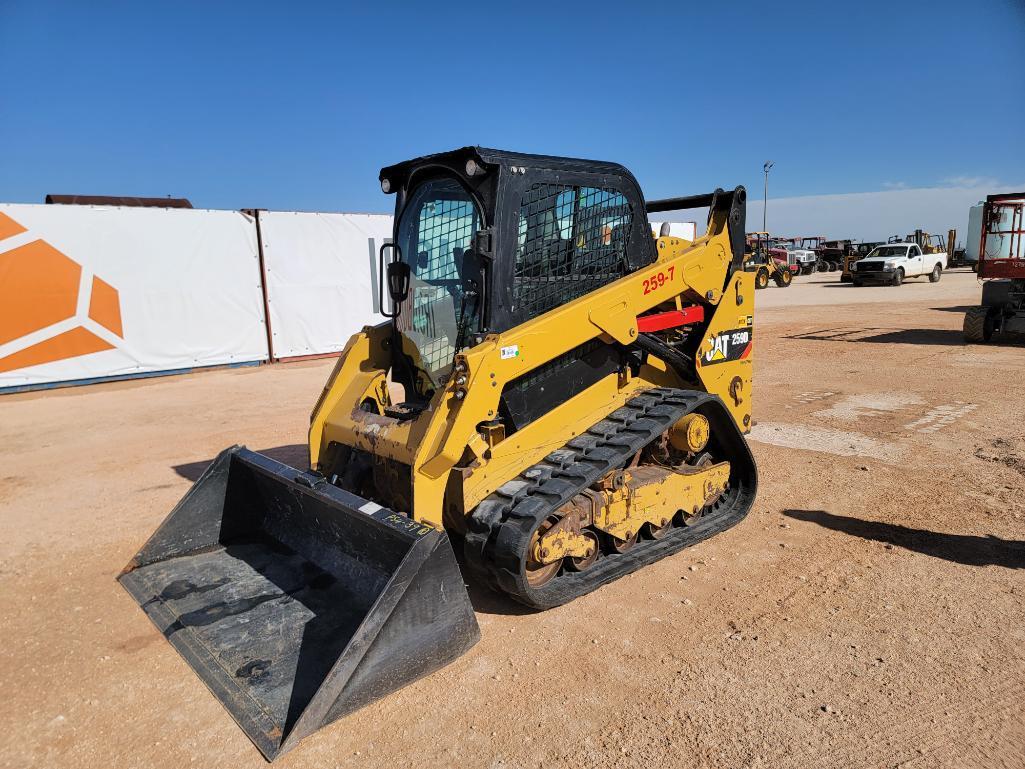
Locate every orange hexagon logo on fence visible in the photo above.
<box><xmin>0</xmin><ymin>211</ymin><xmax>124</xmax><ymax>374</ymax></box>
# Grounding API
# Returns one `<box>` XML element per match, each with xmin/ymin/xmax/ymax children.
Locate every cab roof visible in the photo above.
<box><xmin>379</xmin><ymin>146</ymin><xmax>636</xmax><ymax>187</ymax></box>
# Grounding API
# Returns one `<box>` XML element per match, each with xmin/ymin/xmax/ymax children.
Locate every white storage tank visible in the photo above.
<box><xmin>970</xmin><ymin>197</ymin><xmax>1025</xmax><ymax>263</ymax></box>
<box><xmin>965</xmin><ymin>202</ymin><xmax>984</xmax><ymax>264</ymax></box>
<box><xmin>649</xmin><ymin>220</ymin><xmax>697</xmax><ymax>241</ymax></box>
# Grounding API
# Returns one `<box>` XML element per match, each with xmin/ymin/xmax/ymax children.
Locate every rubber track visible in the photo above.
<box><xmin>463</xmin><ymin>388</ymin><xmax>758</xmax><ymax>609</ymax></box>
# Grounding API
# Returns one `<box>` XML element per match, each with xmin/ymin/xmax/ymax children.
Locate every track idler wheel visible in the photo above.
<box><xmin>566</xmin><ymin>530</ymin><xmax>601</xmax><ymax>571</ymax></box>
<box><xmin>525</xmin><ymin>515</ymin><xmax>563</xmax><ymax>587</ymax></box>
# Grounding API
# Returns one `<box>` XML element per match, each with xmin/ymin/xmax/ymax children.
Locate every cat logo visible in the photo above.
<box><xmin>699</xmin><ymin>327</ymin><xmax>753</xmax><ymax>367</ymax></box>
<box><xmin>707</xmin><ymin>334</ymin><xmax>729</xmax><ymax>361</ymax></box>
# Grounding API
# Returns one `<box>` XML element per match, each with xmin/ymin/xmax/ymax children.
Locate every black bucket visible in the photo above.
<box><xmin>118</xmin><ymin>446</ymin><xmax>479</xmax><ymax>760</ymax></box>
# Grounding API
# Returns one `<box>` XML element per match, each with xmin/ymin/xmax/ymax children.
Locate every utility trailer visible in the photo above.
<box><xmin>963</xmin><ymin>192</ymin><xmax>1025</xmax><ymax>342</ymax></box>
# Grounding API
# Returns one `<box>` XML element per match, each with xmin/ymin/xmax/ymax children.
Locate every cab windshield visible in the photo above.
<box><xmin>867</xmin><ymin>246</ymin><xmax>909</xmax><ymax>258</ymax></box>
<box><xmin>395</xmin><ymin>177</ymin><xmax>483</xmax><ymax>384</ymax></box>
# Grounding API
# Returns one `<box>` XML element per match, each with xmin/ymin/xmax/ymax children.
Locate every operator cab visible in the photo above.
<box><xmin>378</xmin><ymin>147</ymin><xmax>657</xmax><ymax>398</ymax></box>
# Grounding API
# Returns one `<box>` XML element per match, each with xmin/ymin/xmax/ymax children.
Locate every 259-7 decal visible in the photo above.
<box><xmin>641</xmin><ymin>266</ymin><xmax>675</xmax><ymax>294</ymax></box>
<box><xmin>699</xmin><ymin>327</ymin><xmax>753</xmax><ymax>366</ymax></box>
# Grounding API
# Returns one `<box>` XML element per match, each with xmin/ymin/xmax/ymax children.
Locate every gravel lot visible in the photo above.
<box><xmin>2</xmin><ymin>267</ymin><xmax>1023</xmax><ymax>769</ymax></box>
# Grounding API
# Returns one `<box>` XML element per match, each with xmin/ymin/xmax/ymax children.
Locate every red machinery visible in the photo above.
<box><xmin>745</xmin><ymin>233</ymin><xmax>801</xmax><ymax>277</ymax></box>
<box><xmin>744</xmin><ymin>232</ymin><xmax>795</xmax><ymax>288</ymax></box>
<box><xmin>963</xmin><ymin>192</ymin><xmax>1025</xmax><ymax>342</ymax></box>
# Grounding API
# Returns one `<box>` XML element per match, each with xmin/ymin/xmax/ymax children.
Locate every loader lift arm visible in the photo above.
<box><xmin>646</xmin><ymin>187</ymin><xmax>748</xmax><ymax>279</ymax></box>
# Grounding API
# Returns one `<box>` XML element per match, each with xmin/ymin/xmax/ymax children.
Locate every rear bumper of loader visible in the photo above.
<box><xmin>118</xmin><ymin>447</ymin><xmax>479</xmax><ymax>761</ymax></box>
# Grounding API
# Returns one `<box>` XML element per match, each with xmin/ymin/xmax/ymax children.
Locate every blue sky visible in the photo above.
<box><xmin>1</xmin><ymin>0</ymin><xmax>1023</xmax><ymax>214</ymax></box>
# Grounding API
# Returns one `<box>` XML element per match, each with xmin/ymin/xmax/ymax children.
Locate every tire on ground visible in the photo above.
<box><xmin>755</xmin><ymin>267</ymin><xmax>769</xmax><ymax>289</ymax></box>
<box><xmin>963</xmin><ymin>306</ymin><xmax>993</xmax><ymax>343</ymax></box>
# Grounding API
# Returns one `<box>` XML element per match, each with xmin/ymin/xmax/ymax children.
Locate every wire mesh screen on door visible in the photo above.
<box><xmin>396</xmin><ymin>178</ymin><xmax>481</xmax><ymax>379</ymax></box>
<box><xmin>514</xmin><ymin>184</ymin><xmax>633</xmax><ymax>319</ymax></box>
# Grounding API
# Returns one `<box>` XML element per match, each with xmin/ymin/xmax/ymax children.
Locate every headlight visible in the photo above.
<box><xmin>850</xmin><ymin>263</ymin><xmax>857</xmax><ymax>271</ymax></box>
<box><xmin>380</xmin><ymin>177</ymin><xmax>391</xmax><ymax>194</ymax></box>
<box><xmin>883</xmin><ymin>262</ymin><xmax>895</xmax><ymax>271</ymax></box>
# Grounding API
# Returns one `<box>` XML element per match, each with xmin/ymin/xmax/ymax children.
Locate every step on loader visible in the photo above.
<box><xmin>119</xmin><ymin>147</ymin><xmax>758</xmax><ymax>760</ymax></box>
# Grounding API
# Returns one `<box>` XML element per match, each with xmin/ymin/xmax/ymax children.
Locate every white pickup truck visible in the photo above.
<box><xmin>850</xmin><ymin>242</ymin><xmax>946</xmax><ymax>286</ymax></box>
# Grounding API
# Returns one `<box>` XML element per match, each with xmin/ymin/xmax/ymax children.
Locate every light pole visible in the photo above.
<box><xmin>763</xmin><ymin>161</ymin><xmax>774</xmax><ymax>233</ymax></box>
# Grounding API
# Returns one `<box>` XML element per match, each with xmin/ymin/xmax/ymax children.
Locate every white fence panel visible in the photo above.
<box><xmin>0</xmin><ymin>203</ymin><xmax>268</xmax><ymax>390</ymax></box>
<box><xmin>649</xmin><ymin>219</ymin><xmax>697</xmax><ymax>241</ymax></box>
<box><xmin>258</xmin><ymin>211</ymin><xmax>392</xmax><ymax>359</ymax></box>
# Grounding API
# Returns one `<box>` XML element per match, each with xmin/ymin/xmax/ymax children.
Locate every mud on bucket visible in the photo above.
<box><xmin>118</xmin><ymin>446</ymin><xmax>480</xmax><ymax>760</ymax></box>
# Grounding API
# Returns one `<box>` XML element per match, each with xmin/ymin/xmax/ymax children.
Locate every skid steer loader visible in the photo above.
<box><xmin>119</xmin><ymin>147</ymin><xmax>758</xmax><ymax>760</ymax></box>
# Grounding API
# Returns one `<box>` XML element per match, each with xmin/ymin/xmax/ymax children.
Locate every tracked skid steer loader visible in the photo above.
<box><xmin>119</xmin><ymin>147</ymin><xmax>758</xmax><ymax>760</ymax></box>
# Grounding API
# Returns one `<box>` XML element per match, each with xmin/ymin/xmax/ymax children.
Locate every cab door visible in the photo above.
<box><xmin>906</xmin><ymin>245</ymin><xmax>923</xmax><ymax>276</ymax></box>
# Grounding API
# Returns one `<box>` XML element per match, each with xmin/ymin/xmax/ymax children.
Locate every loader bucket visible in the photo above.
<box><xmin>118</xmin><ymin>446</ymin><xmax>479</xmax><ymax>761</ymax></box>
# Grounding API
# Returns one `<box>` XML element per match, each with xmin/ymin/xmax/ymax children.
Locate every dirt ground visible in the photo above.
<box><xmin>2</xmin><ymin>268</ymin><xmax>1024</xmax><ymax>769</ymax></box>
